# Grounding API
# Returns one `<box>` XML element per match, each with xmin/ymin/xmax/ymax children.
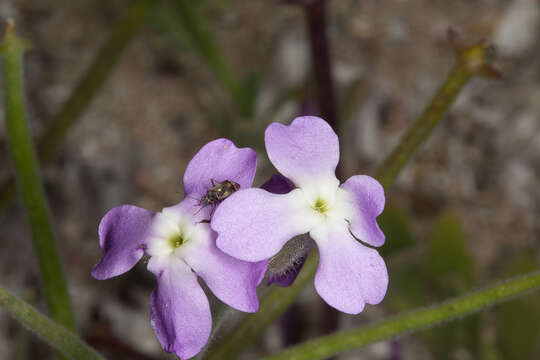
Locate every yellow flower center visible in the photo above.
<box><xmin>168</xmin><ymin>232</ymin><xmax>185</xmax><ymax>249</ymax></box>
<box><xmin>312</xmin><ymin>198</ymin><xmax>329</xmax><ymax>215</ymax></box>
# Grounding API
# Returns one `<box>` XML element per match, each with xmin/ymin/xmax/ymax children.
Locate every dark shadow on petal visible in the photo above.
<box><xmin>260</xmin><ymin>174</ymin><xmax>295</xmax><ymax>194</ymax></box>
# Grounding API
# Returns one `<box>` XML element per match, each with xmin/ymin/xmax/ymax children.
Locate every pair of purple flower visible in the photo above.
<box><xmin>92</xmin><ymin>116</ymin><xmax>388</xmax><ymax>359</ymax></box>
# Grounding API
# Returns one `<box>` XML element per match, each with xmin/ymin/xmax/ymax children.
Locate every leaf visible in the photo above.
<box><xmin>496</xmin><ymin>252</ymin><xmax>540</xmax><ymax>359</ymax></box>
<box><xmin>427</xmin><ymin>211</ymin><xmax>474</xmax><ymax>292</ymax></box>
<box><xmin>379</xmin><ymin>203</ymin><xmax>415</xmax><ymax>257</ymax></box>
<box><xmin>422</xmin><ymin>211</ymin><xmax>478</xmax><ymax>359</ymax></box>
<box><xmin>386</xmin><ymin>263</ymin><xmax>425</xmax><ymax>311</ymax></box>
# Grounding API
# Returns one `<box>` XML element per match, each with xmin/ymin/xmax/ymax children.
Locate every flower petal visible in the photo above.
<box><xmin>182</xmin><ymin>224</ymin><xmax>266</xmax><ymax>312</ymax></box>
<box><xmin>183</xmin><ymin>138</ymin><xmax>257</xmax><ymax>199</ymax></box>
<box><xmin>213</xmin><ymin>188</ymin><xmax>317</xmax><ymax>262</ymax></box>
<box><xmin>160</xmin><ymin>197</ymin><xmax>207</xmax><ymax>228</ymax></box>
<box><xmin>265</xmin><ymin>116</ymin><xmax>339</xmax><ymax>188</ymax></box>
<box><xmin>310</xmin><ymin>223</ymin><xmax>388</xmax><ymax>314</ymax></box>
<box><xmin>91</xmin><ymin>205</ymin><xmax>155</xmax><ymax>280</ymax></box>
<box><xmin>260</xmin><ymin>174</ymin><xmax>295</xmax><ymax>194</ymax></box>
<box><xmin>148</xmin><ymin>256</ymin><xmax>211</xmax><ymax>359</ymax></box>
<box><xmin>341</xmin><ymin>175</ymin><xmax>386</xmax><ymax>247</ymax></box>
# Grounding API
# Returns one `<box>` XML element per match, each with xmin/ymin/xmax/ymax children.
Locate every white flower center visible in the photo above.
<box><xmin>312</xmin><ymin>198</ymin><xmax>330</xmax><ymax>214</ymax></box>
<box><xmin>297</xmin><ymin>177</ymin><xmax>353</xmax><ymax>230</ymax></box>
<box><xmin>145</xmin><ymin>208</ymin><xmax>197</xmax><ymax>258</ymax></box>
<box><xmin>168</xmin><ymin>230</ymin><xmax>187</xmax><ymax>249</ymax></box>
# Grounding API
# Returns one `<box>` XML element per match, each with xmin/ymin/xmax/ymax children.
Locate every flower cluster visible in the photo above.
<box><xmin>92</xmin><ymin>139</ymin><xmax>266</xmax><ymax>359</ymax></box>
<box><xmin>92</xmin><ymin>116</ymin><xmax>388</xmax><ymax>359</ymax></box>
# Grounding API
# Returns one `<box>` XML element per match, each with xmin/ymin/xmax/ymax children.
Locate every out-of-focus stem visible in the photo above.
<box><xmin>374</xmin><ymin>64</ymin><xmax>471</xmax><ymax>189</ymax></box>
<box><xmin>2</xmin><ymin>18</ymin><xmax>76</xmax><ymax>344</ymax></box>
<box><xmin>0</xmin><ymin>0</ymin><xmax>158</xmax><ymax>216</ymax></box>
<box><xmin>0</xmin><ymin>286</ymin><xmax>104</xmax><ymax>360</ymax></box>
<box><xmin>305</xmin><ymin>0</ymin><xmax>338</xmax><ymax>132</ymax></box>
<box><xmin>375</xmin><ymin>34</ymin><xmax>500</xmax><ymax>189</ymax></box>
<box><xmin>304</xmin><ymin>0</ymin><xmax>341</xmax><ymax>341</ymax></box>
<box><xmin>261</xmin><ymin>270</ymin><xmax>540</xmax><ymax>360</ymax></box>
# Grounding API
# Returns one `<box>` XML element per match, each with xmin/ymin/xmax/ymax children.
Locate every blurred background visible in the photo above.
<box><xmin>1</xmin><ymin>0</ymin><xmax>540</xmax><ymax>359</ymax></box>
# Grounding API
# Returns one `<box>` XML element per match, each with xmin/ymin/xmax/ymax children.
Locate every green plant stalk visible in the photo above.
<box><xmin>261</xmin><ymin>270</ymin><xmax>540</xmax><ymax>360</ymax></box>
<box><xmin>374</xmin><ymin>35</ymin><xmax>500</xmax><ymax>189</ymax></box>
<box><xmin>0</xmin><ymin>0</ymin><xmax>158</xmax><ymax>215</ymax></box>
<box><xmin>0</xmin><ymin>286</ymin><xmax>105</xmax><ymax>360</ymax></box>
<box><xmin>1</xmin><ymin>20</ymin><xmax>76</xmax><ymax>331</ymax></box>
<box><xmin>374</xmin><ymin>64</ymin><xmax>471</xmax><ymax>189</ymax></box>
<box><xmin>205</xmin><ymin>39</ymin><xmax>498</xmax><ymax>359</ymax></box>
<box><xmin>208</xmin><ymin>252</ymin><xmax>318</xmax><ymax>360</ymax></box>
<box><xmin>174</xmin><ymin>0</ymin><xmax>244</xmax><ymax>113</ymax></box>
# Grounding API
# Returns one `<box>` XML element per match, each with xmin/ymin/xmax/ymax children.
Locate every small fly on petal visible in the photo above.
<box><xmin>196</xmin><ymin>179</ymin><xmax>241</xmax><ymax>218</ymax></box>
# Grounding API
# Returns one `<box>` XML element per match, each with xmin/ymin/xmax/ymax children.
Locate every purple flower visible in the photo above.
<box><xmin>91</xmin><ymin>139</ymin><xmax>266</xmax><ymax>359</ymax></box>
<box><xmin>212</xmin><ymin>117</ymin><xmax>388</xmax><ymax>314</ymax></box>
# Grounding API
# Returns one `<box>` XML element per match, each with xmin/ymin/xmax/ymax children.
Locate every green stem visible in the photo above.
<box><xmin>374</xmin><ymin>65</ymin><xmax>471</xmax><ymax>189</ymax></box>
<box><xmin>0</xmin><ymin>0</ymin><xmax>158</xmax><ymax>216</ymax></box>
<box><xmin>375</xmin><ymin>35</ymin><xmax>500</xmax><ymax>189</ymax></box>
<box><xmin>1</xmin><ymin>20</ymin><xmax>75</xmax><ymax>331</ymax></box>
<box><xmin>0</xmin><ymin>286</ymin><xmax>105</xmax><ymax>360</ymax></box>
<box><xmin>261</xmin><ymin>270</ymin><xmax>540</xmax><ymax>360</ymax></box>
<box><xmin>205</xmin><ymin>37</ymin><xmax>499</xmax><ymax>359</ymax></box>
